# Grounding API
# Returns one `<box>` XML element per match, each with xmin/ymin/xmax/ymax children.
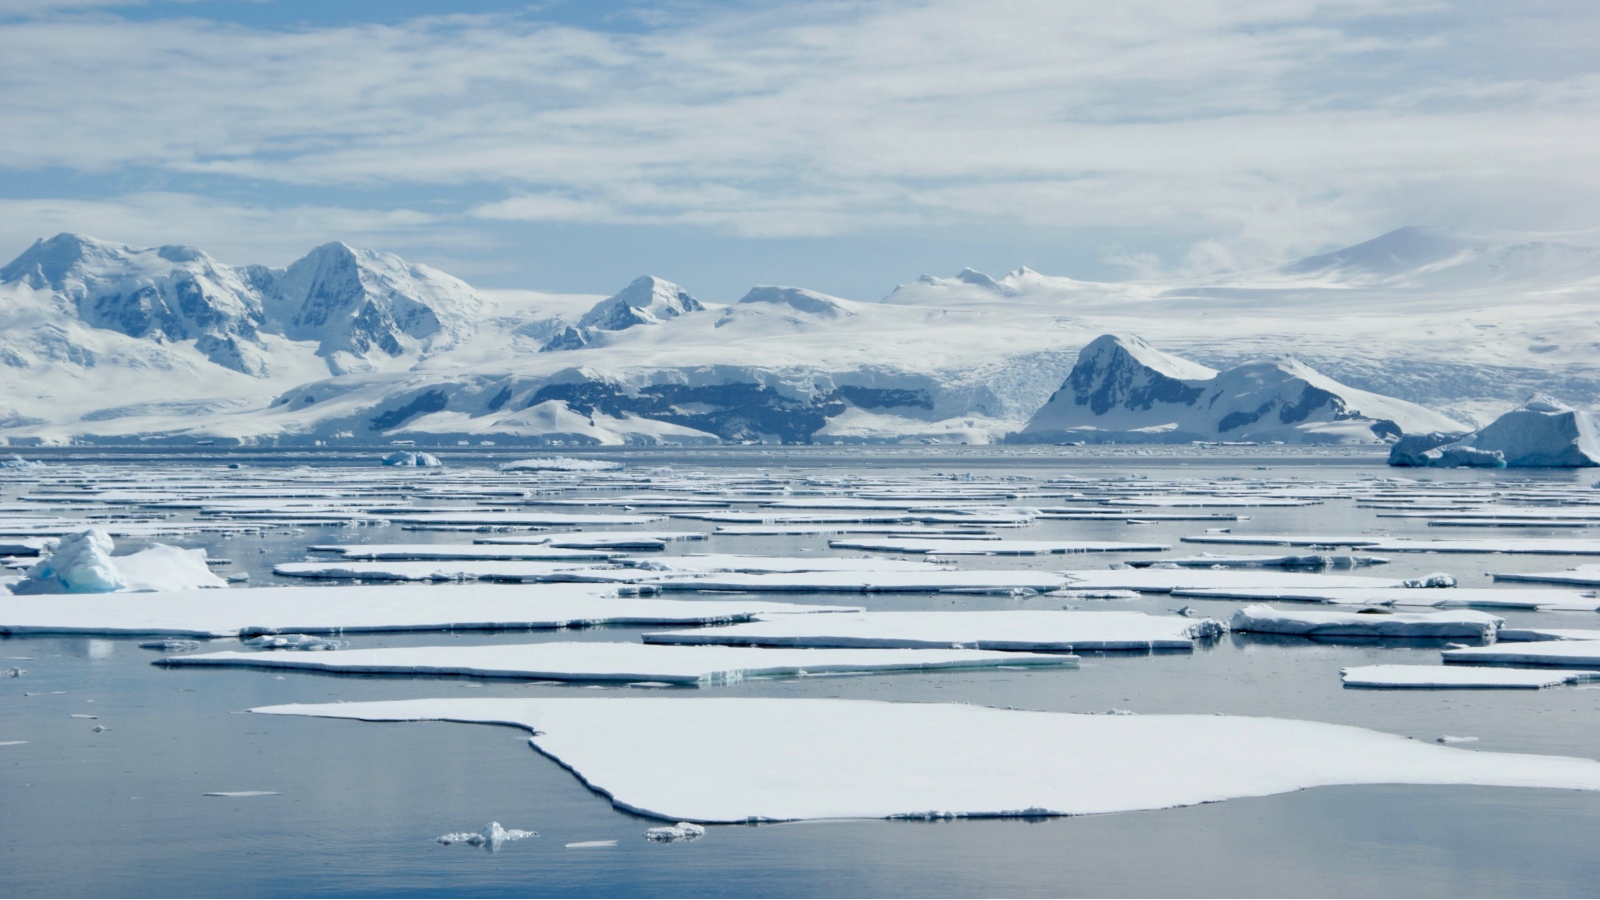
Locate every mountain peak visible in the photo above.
<box><xmin>736</xmin><ymin>285</ymin><xmax>856</xmax><ymax>318</ymax></box>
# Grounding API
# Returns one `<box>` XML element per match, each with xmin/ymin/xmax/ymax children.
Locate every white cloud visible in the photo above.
<box><xmin>1</xmin><ymin>0</ymin><xmax>1598</xmax><ymax>269</ymax></box>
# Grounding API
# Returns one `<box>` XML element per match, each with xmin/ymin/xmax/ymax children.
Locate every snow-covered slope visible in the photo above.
<box><xmin>0</xmin><ymin>226</ymin><xmax>1596</xmax><ymax>446</ymax></box>
<box><xmin>1017</xmin><ymin>335</ymin><xmax>1469</xmax><ymax>444</ymax></box>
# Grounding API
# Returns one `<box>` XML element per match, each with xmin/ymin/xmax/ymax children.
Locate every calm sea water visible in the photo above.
<box><xmin>3</xmin><ymin>450</ymin><xmax>1599</xmax><ymax>898</ymax></box>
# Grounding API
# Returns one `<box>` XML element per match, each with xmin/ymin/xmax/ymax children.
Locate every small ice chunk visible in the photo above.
<box><xmin>565</xmin><ymin>840</ymin><xmax>618</xmax><ymax>848</ymax></box>
<box><xmin>203</xmin><ymin>791</ymin><xmax>281</xmax><ymax>797</ymax></box>
<box><xmin>1401</xmin><ymin>573</ymin><xmax>1457</xmax><ymax>588</ymax></box>
<box><xmin>643</xmin><ymin>822</ymin><xmax>705</xmax><ymax>843</ymax></box>
<box><xmin>383</xmin><ymin>451</ymin><xmax>443</xmax><ymax>467</ymax></box>
<box><xmin>138</xmin><ymin>639</ymin><xmax>203</xmax><ymax>653</ymax></box>
<box><xmin>242</xmin><ymin>634</ymin><xmax>348</xmax><ymax>651</ymax></box>
<box><xmin>1438</xmin><ymin>736</ymin><xmax>1480</xmax><ymax>744</ymax></box>
<box><xmin>436</xmin><ymin>821</ymin><xmax>537</xmax><ymax>849</ymax></box>
<box><xmin>4</xmin><ymin>667</ymin><xmax>23</xmax><ymax>677</ymax></box>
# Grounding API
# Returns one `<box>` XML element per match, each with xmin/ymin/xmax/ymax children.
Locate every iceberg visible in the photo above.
<box><xmin>382</xmin><ymin>451</ymin><xmax>444</xmax><ymax>467</ymax></box>
<box><xmin>251</xmin><ymin>697</ymin><xmax>1600</xmax><ymax>822</ymax></box>
<box><xmin>1390</xmin><ymin>397</ymin><xmax>1600</xmax><ymax>467</ymax></box>
<box><xmin>8</xmin><ymin>529</ymin><xmax>224</xmax><ymax>594</ymax></box>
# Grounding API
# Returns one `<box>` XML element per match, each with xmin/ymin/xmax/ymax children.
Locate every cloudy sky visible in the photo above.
<box><xmin>1</xmin><ymin>0</ymin><xmax>1597</xmax><ymax>298</ymax></box>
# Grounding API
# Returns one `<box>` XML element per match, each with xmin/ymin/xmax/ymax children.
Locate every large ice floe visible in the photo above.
<box><xmin>1340</xmin><ymin>665</ymin><xmax>1600</xmax><ymax>689</ymax></box>
<box><xmin>1171</xmin><ymin>586</ymin><xmax>1600</xmax><ymax>611</ymax></box>
<box><xmin>1492</xmin><ymin>566</ymin><xmax>1600</xmax><ymax>587</ymax></box>
<box><xmin>0</xmin><ymin>584</ymin><xmax>857</xmax><ymax>637</ymax></box>
<box><xmin>1443</xmin><ymin>641</ymin><xmax>1600</xmax><ymax>668</ymax></box>
<box><xmin>642</xmin><ymin>610</ymin><xmax>1223</xmax><ymax>652</ymax></box>
<box><xmin>7</xmin><ymin>528</ymin><xmax>225</xmax><ymax>594</ymax></box>
<box><xmin>251</xmin><ymin>697</ymin><xmax>1600</xmax><ymax>822</ymax></box>
<box><xmin>643</xmin><ymin>570</ymin><xmax>1074</xmax><ymax>594</ymax></box>
<box><xmin>159</xmin><ymin>642</ymin><xmax>1077</xmax><ymax>684</ymax></box>
<box><xmin>825</xmin><ymin>538</ymin><xmax>1169</xmax><ymax>555</ymax></box>
<box><xmin>1057</xmin><ymin>569</ymin><xmax>1442</xmax><ymax>593</ymax></box>
<box><xmin>1389</xmin><ymin>397</ymin><xmax>1600</xmax><ymax>467</ymax></box>
<box><xmin>1229</xmin><ymin>605</ymin><xmax>1503</xmax><ymax>639</ymax></box>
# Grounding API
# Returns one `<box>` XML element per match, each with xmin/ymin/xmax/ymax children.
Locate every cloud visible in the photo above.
<box><xmin>1</xmin><ymin>0</ymin><xmax>1598</xmax><ymax>270</ymax></box>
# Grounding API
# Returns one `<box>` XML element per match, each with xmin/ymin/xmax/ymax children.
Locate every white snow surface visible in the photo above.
<box><xmin>642</xmin><ymin>610</ymin><xmax>1224</xmax><ymax>652</ymax></box>
<box><xmin>1340</xmin><ymin>665</ymin><xmax>1600</xmax><ymax>689</ymax></box>
<box><xmin>250</xmin><ymin>697</ymin><xmax>1600</xmax><ymax>822</ymax></box>
<box><xmin>160</xmin><ymin>642</ymin><xmax>1078</xmax><ymax>684</ymax></box>
<box><xmin>1391</xmin><ymin>399</ymin><xmax>1600</xmax><ymax>468</ymax></box>
<box><xmin>1229</xmin><ymin>605</ymin><xmax>1502</xmax><ymax>639</ymax></box>
<box><xmin>0</xmin><ymin>584</ymin><xmax>858</xmax><ymax>637</ymax></box>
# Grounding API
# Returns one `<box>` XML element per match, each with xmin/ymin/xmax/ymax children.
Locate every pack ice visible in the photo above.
<box><xmin>160</xmin><ymin>642</ymin><xmax>1077</xmax><ymax>684</ymax></box>
<box><xmin>642</xmin><ymin>610</ymin><xmax>1223</xmax><ymax>652</ymax></box>
<box><xmin>251</xmin><ymin>697</ymin><xmax>1600</xmax><ymax>822</ymax></box>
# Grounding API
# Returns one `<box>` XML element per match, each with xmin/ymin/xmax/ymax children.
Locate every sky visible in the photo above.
<box><xmin>0</xmin><ymin>0</ymin><xmax>1597</xmax><ymax>301</ymax></box>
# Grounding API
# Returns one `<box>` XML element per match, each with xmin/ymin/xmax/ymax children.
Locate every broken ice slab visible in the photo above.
<box><xmin>1493</xmin><ymin>566</ymin><xmax>1600</xmax><ymax>587</ymax></box>
<box><xmin>642</xmin><ymin>570</ymin><xmax>1073</xmax><ymax>594</ymax></box>
<box><xmin>384</xmin><ymin>512</ymin><xmax>666</xmax><ymax>527</ymax></box>
<box><xmin>251</xmin><ymin>697</ymin><xmax>1600</xmax><ymax>822</ymax></box>
<box><xmin>642</xmin><ymin>610</ymin><xmax>1224</xmax><ymax>652</ymax></box>
<box><xmin>1135</xmin><ymin>553</ymin><xmax>1387</xmax><ymax>569</ymax></box>
<box><xmin>1341</xmin><ymin>665</ymin><xmax>1600</xmax><ymax>689</ymax></box>
<box><xmin>159</xmin><ymin>642</ymin><xmax>1078</xmax><ymax>684</ymax></box>
<box><xmin>306</xmin><ymin>544</ymin><xmax>622</xmax><ymax>561</ymax></box>
<box><xmin>273</xmin><ymin>560</ymin><xmax>602</xmax><ymax>582</ymax></box>
<box><xmin>1497</xmin><ymin>627</ymin><xmax>1600</xmax><ymax>642</ymax></box>
<box><xmin>0</xmin><ymin>584</ymin><xmax>859</xmax><ymax>637</ymax></box>
<box><xmin>475</xmin><ymin>531</ymin><xmax>709</xmax><ymax>550</ymax></box>
<box><xmin>1059</xmin><ymin>569</ymin><xmax>1421</xmax><ymax>594</ymax></box>
<box><xmin>1178</xmin><ymin>535</ymin><xmax>1378</xmax><ymax>548</ymax></box>
<box><xmin>1366</xmin><ymin>539</ymin><xmax>1600</xmax><ymax>555</ymax></box>
<box><xmin>1443</xmin><ymin>640</ymin><xmax>1600</xmax><ymax>668</ymax></box>
<box><xmin>825</xmin><ymin>538</ymin><xmax>1170</xmax><ymax>555</ymax></box>
<box><xmin>1170</xmin><ymin>587</ymin><xmax>1600</xmax><ymax>611</ymax></box>
<box><xmin>1230</xmin><ymin>605</ymin><xmax>1501</xmax><ymax>639</ymax></box>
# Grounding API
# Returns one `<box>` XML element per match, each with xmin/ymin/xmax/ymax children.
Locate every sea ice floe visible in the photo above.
<box><xmin>241</xmin><ymin>634</ymin><xmax>348</xmax><ymax>651</ymax></box>
<box><xmin>1493</xmin><ymin>566</ymin><xmax>1600</xmax><ymax>587</ymax></box>
<box><xmin>1169</xmin><ymin>587</ymin><xmax>1600</xmax><ymax>611</ymax></box>
<box><xmin>476</xmin><ymin>531</ymin><xmax>708</xmax><ymax>549</ymax></box>
<box><xmin>1443</xmin><ymin>641</ymin><xmax>1600</xmax><ymax>668</ymax></box>
<box><xmin>1143</xmin><ymin>553</ymin><xmax>1387</xmax><ymax>569</ymax></box>
<box><xmin>1341</xmin><ymin>665</ymin><xmax>1600</xmax><ymax>689</ymax></box>
<box><xmin>642</xmin><ymin>570</ymin><xmax>1073</xmax><ymax>594</ymax></box>
<box><xmin>160</xmin><ymin>642</ymin><xmax>1076</xmax><ymax>683</ymax></box>
<box><xmin>202</xmin><ymin>791</ymin><xmax>281</xmax><ymax>797</ymax></box>
<box><xmin>1498</xmin><ymin>627</ymin><xmax>1600</xmax><ymax>642</ymax></box>
<box><xmin>251</xmin><ymin>697</ymin><xmax>1600</xmax><ymax>822</ymax></box>
<box><xmin>0</xmin><ymin>584</ymin><xmax>858</xmax><ymax>637</ymax></box>
<box><xmin>825</xmin><ymin>539</ymin><xmax>1170</xmax><ymax>555</ymax></box>
<box><xmin>1180</xmin><ymin>535</ymin><xmax>1385</xmax><ymax>548</ymax></box>
<box><xmin>308</xmin><ymin>544</ymin><xmax>621</xmax><ymax>561</ymax></box>
<box><xmin>500</xmin><ymin>457</ymin><xmax>621</xmax><ymax>472</ymax></box>
<box><xmin>272</xmin><ymin>560</ymin><xmax>600</xmax><ymax>581</ymax></box>
<box><xmin>643</xmin><ymin>610</ymin><xmax>1223</xmax><ymax>652</ymax></box>
<box><xmin>626</xmin><ymin>555</ymin><xmax>941</xmax><ymax>574</ymax></box>
<box><xmin>1059</xmin><ymin>569</ymin><xmax>1423</xmax><ymax>593</ymax></box>
<box><xmin>1366</xmin><ymin>539</ymin><xmax>1600</xmax><ymax>556</ymax></box>
<box><xmin>1230</xmin><ymin>604</ymin><xmax>1501</xmax><ymax>639</ymax></box>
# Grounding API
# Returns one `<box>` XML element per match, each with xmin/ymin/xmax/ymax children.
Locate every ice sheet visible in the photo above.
<box><xmin>1443</xmin><ymin>641</ymin><xmax>1600</xmax><ymax>668</ymax></box>
<box><xmin>1230</xmin><ymin>604</ymin><xmax>1501</xmax><ymax>639</ymax></box>
<box><xmin>160</xmin><ymin>642</ymin><xmax>1078</xmax><ymax>684</ymax></box>
<box><xmin>643</xmin><ymin>610</ymin><xmax>1223</xmax><ymax>651</ymax></box>
<box><xmin>1340</xmin><ymin>665</ymin><xmax>1600</xmax><ymax>689</ymax></box>
<box><xmin>0</xmin><ymin>585</ymin><xmax>859</xmax><ymax>637</ymax></box>
<box><xmin>251</xmin><ymin>697</ymin><xmax>1600</xmax><ymax>822</ymax></box>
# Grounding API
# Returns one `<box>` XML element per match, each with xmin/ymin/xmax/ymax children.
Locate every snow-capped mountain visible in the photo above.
<box><xmin>1017</xmin><ymin>335</ymin><xmax>1468</xmax><ymax>444</ymax></box>
<box><xmin>541</xmin><ymin>275</ymin><xmax>703</xmax><ymax>352</ymax></box>
<box><xmin>1</xmin><ymin>226</ymin><xmax>1597</xmax><ymax>447</ymax></box>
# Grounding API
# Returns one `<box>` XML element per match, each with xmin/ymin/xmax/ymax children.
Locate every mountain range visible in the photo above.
<box><xmin>0</xmin><ymin>226</ymin><xmax>1596</xmax><ymax>446</ymax></box>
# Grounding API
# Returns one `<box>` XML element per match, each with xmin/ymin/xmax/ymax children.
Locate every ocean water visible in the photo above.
<box><xmin>3</xmin><ymin>449</ymin><xmax>1599</xmax><ymax>898</ymax></box>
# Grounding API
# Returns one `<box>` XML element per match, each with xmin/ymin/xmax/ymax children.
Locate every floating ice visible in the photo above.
<box><xmin>644</xmin><ymin>610</ymin><xmax>1223</xmax><ymax>652</ymax></box>
<box><xmin>1059</xmin><ymin>569</ymin><xmax>1418</xmax><ymax>594</ymax></box>
<box><xmin>252</xmin><ymin>697</ymin><xmax>1600</xmax><ymax>822</ymax></box>
<box><xmin>644</xmin><ymin>570</ymin><xmax>1073</xmax><ymax>594</ymax></box>
<box><xmin>9</xmin><ymin>529</ymin><xmax>124</xmax><ymax>594</ymax></box>
<box><xmin>137</xmin><ymin>639</ymin><xmax>203</xmax><ymax>652</ymax></box>
<box><xmin>499</xmin><ymin>458</ymin><xmax>621</xmax><ymax>472</ymax></box>
<box><xmin>306</xmin><ymin>544</ymin><xmax>621</xmax><ymax>562</ymax></box>
<box><xmin>826</xmin><ymin>538</ymin><xmax>1170</xmax><ymax>555</ymax></box>
<box><xmin>1493</xmin><ymin>566</ymin><xmax>1600</xmax><ymax>587</ymax></box>
<box><xmin>241</xmin><ymin>634</ymin><xmax>348</xmax><ymax>651</ymax></box>
<box><xmin>1367</xmin><ymin>539</ymin><xmax>1600</xmax><ymax>556</ymax></box>
<box><xmin>160</xmin><ymin>641</ymin><xmax>1077</xmax><ymax>683</ymax></box>
<box><xmin>1390</xmin><ymin>399</ymin><xmax>1600</xmax><ymax>468</ymax></box>
<box><xmin>273</xmin><ymin>559</ymin><xmax>600</xmax><ymax>582</ymax></box>
<box><xmin>1498</xmin><ymin>627</ymin><xmax>1600</xmax><ymax>642</ymax></box>
<box><xmin>436</xmin><ymin>822</ymin><xmax>537</xmax><ymax>849</ymax></box>
<box><xmin>1145</xmin><ymin>553</ymin><xmax>1387</xmax><ymax>569</ymax></box>
<box><xmin>1443</xmin><ymin>641</ymin><xmax>1600</xmax><ymax>668</ymax></box>
<box><xmin>644</xmin><ymin>822</ymin><xmax>705</xmax><ymax>843</ymax></box>
<box><xmin>565</xmin><ymin>840</ymin><xmax>618</xmax><ymax>848</ymax></box>
<box><xmin>114</xmin><ymin>544</ymin><xmax>228</xmax><ymax>592</ymax></box>
<box><xmin>1180</xmin><ymin>535</ymin><xmax>1382</xmax><ymax>548</ymax></box>
<box><xmin>382</xmin><ymin>451</ymin><xmax>443</xmax><ymax>467</ymax></box>
<box><xmin>1230</xmin><ymin>605</ymin><xmax>1501</xmax><ymax>639</ymax></box>
<box><xmin>1342</xmin><ymin>665</ymin><xmax>1600</xmax><ymax>689</ymax></box>
<box><xmin>0</xmin><ymin>584</ymin><xmax>858</xmax><ymax>637</ymax></box>
<box><xmin>203</xmin><ymin>791</ymin><xmax>281</xmax><ymax>797</ymax></box>
<box><xmin>1171</xmin><ymin>586</ymin><xmax>1600</xmax><ymax>611</ymax></box>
